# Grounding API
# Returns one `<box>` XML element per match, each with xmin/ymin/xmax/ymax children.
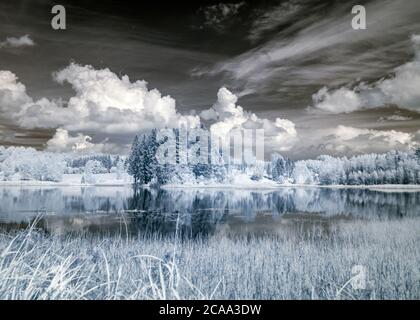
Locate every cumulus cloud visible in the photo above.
<box><xmin>312</xmin><ymin>87</ymin><xmax>365</xmax><ymax>114</ymax></box>
<box><xmin>46</xmin><ymin>129</ymin><xmax>96</xmax><ymax>153</ymax></box>
<box><xmin>0</xmin><ymin>35</ymin><xmax>35</xmax><ymax>48</ymax></box>
<box><xmin>46</xmin><ymin>128</ymin><xmax>123</xmax><ymax>154</ymax></box>
<box><xmin>0</xmin><ymin>63</ymin><xmax>200</xmax><ymax>153</ymax></box>
<box><xmin>201</xmin><ymin>87</ymin><xmax>298</xmax><ymax>152</ymax></box>
<box><xmin>51</xmin><ymin>63</ymin><xmax>200</xmax><ymax>133</ymax></box>
<box><xmin>0</xmin><ymin>63</ymin><xmax>200</xmax><ymax>132</ymax></box>
<box><xmin>312</xmin><ymin>35</ymin><xmax>420</xmax><ymax>113</ymax></box>
<box><xmin>0</xmin><ymin>70</ymin><xmax>56</xmax><ymax>125</ymax></box>
<box><xmin>2</xmin><ymin>67</ymin><xmax>294</xmax><ymax>155</ymax></box>
<box><xmin>321</xmin><ymin>125</ymin><xmax>419</xmax><ymax>154</ymax></box>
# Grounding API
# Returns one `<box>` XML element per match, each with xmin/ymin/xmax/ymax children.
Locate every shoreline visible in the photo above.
<box><xmin>1</xmin><ymin>180</ymin><xmax>420</xmax><ymax>192</ymax></box>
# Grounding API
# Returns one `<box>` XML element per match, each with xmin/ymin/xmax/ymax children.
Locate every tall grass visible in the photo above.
<box><xmin>0</xmin><ymin>218</ymin><xmax>419</xmax><ymax>299</ymax></box>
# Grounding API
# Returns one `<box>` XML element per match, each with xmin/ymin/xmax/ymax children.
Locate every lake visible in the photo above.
<box><xmin>1</xmin><ymin>186</ymin><xmax>419</xmax><ymax>237</ymax></box>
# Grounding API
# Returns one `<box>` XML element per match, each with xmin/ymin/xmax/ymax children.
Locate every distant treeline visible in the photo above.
<box><xmin>127</xmin><ymin>129</ymin><xmax>420</xmax><ymax>186</ymax></box>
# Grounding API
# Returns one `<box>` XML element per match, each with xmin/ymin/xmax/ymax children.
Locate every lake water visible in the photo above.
<box><xmin>0</xmin><ymin>186</ymin><xmax>419</xmax><ymax>237</ymax></box>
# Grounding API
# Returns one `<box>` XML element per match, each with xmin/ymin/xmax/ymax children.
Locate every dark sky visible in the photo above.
<box><xmin>1</xmin><ymin>0</ymin><xmax>420</xmax><ymax>159</ymax></box>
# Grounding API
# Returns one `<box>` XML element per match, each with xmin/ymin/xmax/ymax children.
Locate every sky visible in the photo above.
<box><xmin>1</xmin><ymin>0</ymin><xmax>420</xmax><ymax>159</ymax></box>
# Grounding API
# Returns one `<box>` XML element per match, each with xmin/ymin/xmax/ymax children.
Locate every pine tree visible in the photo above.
<box><xmin>137</xmin><ymin>135</ymin><xmax>148</xmax><ymax>184</ymax></box>
<box><xmin>127</xmin><ymin>135</ymin><xmax>142</xmax><ymax>185</ymax></box>
<box><xmin>271</xmin><ymin>153</ymin><xmax>294</xmax><ymax>183</ymax></box>
<box><xmin>142</xmin><ymin>129</ymin><xmax>159</xmax><ymax>184</ymax></box>
<box><xmin>189</xmin><ymin>127</ymin><xmax>212</xmax><ymax>180</ymax></box>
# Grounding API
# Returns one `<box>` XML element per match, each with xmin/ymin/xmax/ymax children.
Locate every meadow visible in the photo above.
<box><xmin>0</xmin><ymin>217</ymin><xmax>418</xmax><ymax>300</ymax></box>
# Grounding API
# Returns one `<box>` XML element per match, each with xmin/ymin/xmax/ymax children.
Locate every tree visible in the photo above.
<box><xmin>142</xmin><ymin>129</ymin><xmax>159</xmax><ymax>184</ymax></box>
<box><xmin>83</xmin><ymin>160</ymin><xmax>101</xmax><ymax>184</ymax></box>
<box><xmin>127</xmin><ymin>135</ymin><xmax>143</xmax><ymax>185</ymax></box>
<box><xmin>271</xmin><ymin>153</ymin><xmax>294</xmax><ymax>183</ymax></box>
<box><xmin>127</xmin><ymin>130</ymin><xmax>160</xmax><ymax>185</ymax></box>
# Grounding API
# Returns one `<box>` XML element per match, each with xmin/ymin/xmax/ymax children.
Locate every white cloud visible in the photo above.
<box><xmin>51</xmin><ymin>63</ymin><xmax>200</xmax><ymax>133</ymax></box>
<box><xmin>312</xmin><ymin>35</ymin><xmax>420</xmax><ymax>113</ymax></box>
<box><xmin>0</xmin><ymin>63</ymin><xmax>201</xmax><ymax>154</ymax></box>
<box><xmin>377</xmin><ymin>35</ymin><xmax>420</xmax><ymax>110</ymax></box>
<box><xmin>201</xmin><ymin>87</ymin><xmax>298</xmax><ymax>152</ymax></box>
<box><xmin>0</xmin><ymin>70</ymin><xmax>55</xmax><ymax>124</ymax></box>
<box><xmin>312</xmin><ymin>87</ymin><xmax>365</xmax><ymax>114</ymax></box>
<box><xmin>322</xmin><ymin>125</ymin><xmax>419</xmax><ymax>154</ymax></box>
<box><xmin>46</xmin><ymin>128</ymin><xmax>123</xmax><ymax>154</ymax></box>
<box><xmin>200</xmin><ymin>1</ymin><xmax>420</xmax><ymax>98</ymax></box>
<box><xmin>0</xmin><ymin>63</ymin><xmax>200</xmax><ymax>132</ymax></box>
<box><xmin>0</xmin><ymin>35</ymin><xmax>35</xmax><ymax>48</ymax></box>
<box><xmin>46</xmin><ymin>128</ymin><xmax>96</xmax><ymax>153</ymax></box>
<box><xmin>0</xmin><ymin>71</ymin><xmax>28</xmax><ymax>109</ymax></box>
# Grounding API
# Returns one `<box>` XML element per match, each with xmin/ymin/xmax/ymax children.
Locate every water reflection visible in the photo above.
<box><xmin>0</xmin><ymin>186</ymin><xmax>419</xmax><ymax>237</ymax></box>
